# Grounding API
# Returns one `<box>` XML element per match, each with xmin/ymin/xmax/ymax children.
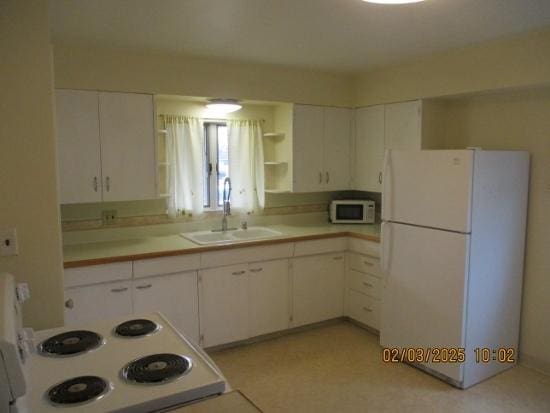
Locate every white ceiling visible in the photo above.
<box><xmin>49</xmin><ymin>0</ymin><xmax>550</xmax><ymax>73</ymax></box>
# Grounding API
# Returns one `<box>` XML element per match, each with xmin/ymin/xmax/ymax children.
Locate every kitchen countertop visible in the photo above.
<box><xmin>63</xmin><ymin>223</ymin><xmax>380</xmax><ymax>268</ymax></box>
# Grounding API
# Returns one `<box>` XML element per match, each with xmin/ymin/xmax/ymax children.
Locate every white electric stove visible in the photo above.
<box><xmin>0</xmin><ymin>273</ymin><xmax>227</xmax><ymax>413</ymax></box>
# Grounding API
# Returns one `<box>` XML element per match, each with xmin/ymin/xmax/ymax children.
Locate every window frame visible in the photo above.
<box><xmin>203</xmin><ymin>122</ymin><xmax>227</xmax><ymax>210</ymax></box>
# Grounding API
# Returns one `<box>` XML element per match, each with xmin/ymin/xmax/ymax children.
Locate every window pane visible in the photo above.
<box><xmin>203</xmin><ymin>128</ymin><xmax>210</xmax><ymax>207</ymax></box>
<box><xmin>217</xmin><ymin>125</ymin><xmax>229</xmax><ymax>207</ymax></box>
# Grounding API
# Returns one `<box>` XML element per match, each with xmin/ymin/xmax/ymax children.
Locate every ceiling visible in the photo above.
<box><xmin>49</xmin><ymin>0</ymin><xmax>550</xmax><ymax>74</ymax></box>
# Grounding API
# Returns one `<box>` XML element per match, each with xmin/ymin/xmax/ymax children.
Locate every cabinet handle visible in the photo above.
<box><xmin>326</xmin><ymin>172</ymin><xmax>330</xmax><ymax>183</ymax></box>
<box><xmin>105</xmin><ymin>176</ymin><xmax>110</xmax><ymax>192</ymax></box>
<box><xmin>249</xmin><ymin>268</ymin><xmax>263</xmax><ymax>273</ymax></box>
<box><xmin>363</xmin><ymin>261</ymin><xmax>374</xmax><ymax>266</ymax></box>
<box><xmin>362</xmin><ymin>306</ymin><xmax>373</xmax><ymax>313</ymax></box>
<box><xmin>319</xmin><ymin>172</ymin><xmax>323</xmax><ymax>184</ymax></box>
<box><xmin>110</xmin><ymin>287</ymin><xmax>128</xmax><ymax>293</ymax></box>
<box><xmin>333</xmin><ymin>256</ymin><xmax>344</xmax><ymax>261</ymax></box>
<box><xmin>136</xmin><ymin>284</ymin><xmax>152</xmax><ymax>290</ymax></box>
<box><xmin>378</xmin><ymin>172</ymin><xmax>382</xmax><ymax>184</ymax></box>
<box><xmin>93</xmin><ymin>176</ymin><xmax>98</xmax><ymax>192</ymax></box>
<box><xmin>232</xmin><ymin>270</ymin><xmax>246</xmax><ymax>276</ymax></box>
<box><xmin>65</xmin><ymin>299</ymin><xmax>74</xmax><ymax>309</ymax></box>
<box><xmin>363</xmin><ymin>282</ymin><xmax>373</xmax><ymax>288</ymax></box>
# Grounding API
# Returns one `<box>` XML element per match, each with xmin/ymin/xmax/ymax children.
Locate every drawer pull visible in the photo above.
<box><xmin>136</xmin><ymin>284</ymin><xmax>152</xmax><ymax>290</ymax></box>
<box><xmin>65</xmin><ymin>299</ymin><xmax>74</xmax><ymax>309</ymax></box>
<box><xmin>110</xmin><ymin>287</ymin><xmax>128</xmax><ymax>293</ymax></box>
<box><xmin>363</xmin><ymin>261</ymin><xmax>374</xmax><ymax>266</ymax></box>
<box><xmin>362</xmin><ymin>307</ymin><xmax>373</xmax><ymax>313</ymax></box>
<box><xmin>232</xmin><ymin>270</ymin><xmax>246</xmax><ymax>275</ymax></box>
<box><xmin>333</xmin><ymin>256</ymin><xmax>344</xmax><ymax>261</ymax></box>
<box><xmin>363</xmin><ymin>282</ymin><xmax>373</xmax><ymax>288</ymax></box>
<box><xmin>249</xmin><ymin>268</ymin><xmax>263</xmax><ymax>273</ymax></box>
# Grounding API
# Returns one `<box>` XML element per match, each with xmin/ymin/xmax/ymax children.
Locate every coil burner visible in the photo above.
<box><xmin>122</xmin><ymin>353</ymin><xmax>192</xmax><ymax>385</ymax></box>
<box><xmin>39</xmin><ymin>330</ymin><xmax>103</xmax><ymax>357</ymax></box>
<box><xmin>47</xmin><ymin>376</ymin><xmax>110</xmax><ymax>406</ymax></box>
<box><xmin>114</xmin><ymin>319</ymin><xmax>159</xmax><ymax>338</ymax></box>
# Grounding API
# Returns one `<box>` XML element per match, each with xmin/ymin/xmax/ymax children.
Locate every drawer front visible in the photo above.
<box><xmin>348</xmin><ymin>238</ymin><xmax>380</xmax><ymax>257</ymax></box>
<box><xmin>64</xmin><ymin>262</ymin><xmax>132</xmax><ymax>288</ymax></box>
<box><xmin>347</xmin><ymin>269</ymin><xmax>382</xmax><ymax>299</ymax></box>
<box><xmin>293</xmin><ymin>237</ymin><xmax>347</xmax><ymax>257</ymax></box>
<box><xmin>346</xmin><ymin>289</ymin><xmax>380</xmax><ymax>330</ymax></box>
<box><xmin>133</xmin><ymin>253</ymin><xmax>201</xmax><ymax>279</ymax></box>
<box><xmin>200</xmin><ymin>243</ymin><xmax>293</xmax><ymax>268</ymax></box>
<box><xmin>348</xmin><ymin>253</ymin><xmax>381</xmax><ymax>277</ymax></box>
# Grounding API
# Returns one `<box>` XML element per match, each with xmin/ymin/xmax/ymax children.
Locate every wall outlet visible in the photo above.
<box><xmin>102</xmin><ymin>210</ymin><xmax>118</xmax><ymax>225</ymax></box>
<box><xmin>0</xmin><ymin>228</ymin><xmax>19</xmax><ymax>256</ymax></box>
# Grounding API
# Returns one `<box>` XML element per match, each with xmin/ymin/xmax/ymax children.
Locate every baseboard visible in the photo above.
<box><xmin>519</xmin><ymin>353</ymin><xmax>550</xmax><ymax>377</ymax></box>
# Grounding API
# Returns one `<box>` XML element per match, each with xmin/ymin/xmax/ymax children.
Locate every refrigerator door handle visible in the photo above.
<box><xmin>382</xmin><ymin>149</ymin><xmax>392</xmax><ymax>220</ymax></box>
<box><xmin>380</xmin><ymin>222</ymin><xmax>392</xmax><ymax>284</ymax></box>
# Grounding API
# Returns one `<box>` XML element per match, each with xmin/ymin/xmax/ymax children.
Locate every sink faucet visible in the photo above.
<box><xmin>221</xmin><ymin>177</ymin><xmax>232</xmax><ymax>232</ymax></box>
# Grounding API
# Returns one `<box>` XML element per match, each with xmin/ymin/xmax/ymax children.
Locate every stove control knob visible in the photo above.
<box><xmin>65</xmin><ymin>298</ymin><xmax>74</xmax><ymax>309</ymax></box>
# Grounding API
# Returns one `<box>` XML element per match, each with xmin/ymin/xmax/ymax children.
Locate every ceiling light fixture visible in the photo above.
<box><xmin>362</xmin><ymin>0</ymin><xmax>425</xmax><ymax>4</ymax></box>
<box><xmin>206</xmin><ymin>98</ymin><xmax>242</xmax><ymax>114</ymax></box>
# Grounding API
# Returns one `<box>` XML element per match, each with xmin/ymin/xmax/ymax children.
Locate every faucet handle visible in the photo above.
<box><xmin>241</xmin><ymin>221</ymin><xmax>248</xmax><ymax>230</ymax></box>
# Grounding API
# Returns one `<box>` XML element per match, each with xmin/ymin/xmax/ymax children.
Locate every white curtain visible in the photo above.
<box><xmin>227</xmin><ymin>119</ymin><xmax>265</xmax><ymax>214</ymax></box>
<box><xmin>164</xmin><ymin>115</ymin><xmax>204</xmax><ymax>217</ymax></box>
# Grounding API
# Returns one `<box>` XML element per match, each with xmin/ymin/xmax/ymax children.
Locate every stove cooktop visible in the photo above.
<box><xmin>19</xmin><ymin>313</ymin><xmax>226</xmax><ymax>413</ymax></box>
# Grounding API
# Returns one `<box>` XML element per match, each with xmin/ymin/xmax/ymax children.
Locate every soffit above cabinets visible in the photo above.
<box><xmin>49</xmin><ymin>0</ymin><xmax>550</xmax><ymax>73</ymax></box>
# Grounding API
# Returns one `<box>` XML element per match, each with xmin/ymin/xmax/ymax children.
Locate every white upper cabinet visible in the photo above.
<box><xmin>324</xmin><ymin>107</ymin><xmax>351</xmax><ymax>191</ymax></box>
<box><xmin>56</xmin><ymin>90</ymin><xmax>103</xmax><ymax>204</ymax></box>
<box><xmin>55</xmin><ymin>89</ymin><xmax>157</xmax><ymax>204</ymax></box>
<box><xmin>354</xmin><ymin>105</ymin><xmax>385</xmax><ymax>192</ymax></box>
<box><xmin>353</xmin><ymin>100</ymin><xmax>422</xmax><ymax>192</ymax></box>
<box><xmin>292</xmin><ymin>105</ymin><xmax>325</xmax><ymax>192</ymax></box>
<box><xmin>292</xmin><ymin>104</ymin><xmax>351</xmax><ymax>192</ymax></box>
<box><xmin>384</xmin><ymin>100</ymin><xmax>422</xmax><ymax>150</ymax></box>
<box><xmin>99</xmin><ymin>92</ymin><xmax>157</xmax><ymax>202</ymax></box>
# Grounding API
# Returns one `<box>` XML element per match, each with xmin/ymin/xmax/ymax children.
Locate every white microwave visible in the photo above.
<box><xmin>329</xmin><ymin>200</ymin><xmax>375</xmax><ymax>224</ymax></box>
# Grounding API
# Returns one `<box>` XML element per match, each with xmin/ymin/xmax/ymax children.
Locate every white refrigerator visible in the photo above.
<box><xmin>380</xmin><ymin>149</ymin><xmax>529</xmax><ymax>388</ymax></box>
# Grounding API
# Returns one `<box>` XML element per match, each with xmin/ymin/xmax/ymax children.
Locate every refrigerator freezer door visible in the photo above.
<box><xmin>380</xmin><ymin>222</ymin><xmax>469</xmax><ymax>383</ymax></box>
<box><xmin>382</xmin><ymin>150</ymin><xmax>474</xmax><ymax>233</ymax></box>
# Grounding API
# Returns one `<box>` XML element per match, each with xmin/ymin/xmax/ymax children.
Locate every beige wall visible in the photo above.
<box><xmin>53</xmin><ymin>45</ymin><xmax>353</xmax><ymax>107</ymax></box>
<box><xmin>429</xmin><ymin>88</ymin><xmax>550</xmax><ymax>372</ymax></box>
<box><xmin>0</xmin><ymin>1</ymin><xmax>64</xmax><ymax>329</ymax></box>
<box><xmin>354</xmin><ymin>28</ymin><xmax>550</xmax><ymax>107</ymax></box>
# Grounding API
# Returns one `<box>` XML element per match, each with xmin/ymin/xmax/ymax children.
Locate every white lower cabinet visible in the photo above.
<box><xmin>249</xmin><ymin>259</ymin><xmax>290</xmax><ymax>337</ymax></box>
<box><xmin>199</xmin><ymin>259</ymin><xmax>290</xmax><ymax>347</ymax></box>
<box><xmin>291</xmin><ymin>253</ymin><xmax>345</xmax><ymax>327</ymax></box>
<box><xmin>64</xmin><ymin>281</ymin><xmax>133</xmax><ymax>325</ymax></box>
<box><xmin>199</xmin><ymin>264</ymin><xmax>249</xmax><ymax>348</ymax></box>
<box><xmin>345</xmin><ymin>252</ymin><xmax>382</xmax><ymax>330</ymax></box>
<box><xmin>133</xmin><ymin>271</ymin><xmax>199</xmax><ymax>343</ymax></box>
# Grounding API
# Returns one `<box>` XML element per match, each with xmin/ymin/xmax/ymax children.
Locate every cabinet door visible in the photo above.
<box><xmin>291</xmin><ymin>253</ymin><xmax>345</xmax><ymax>327</ymax></box>
<box><xmin>384</xmin><ymin>100</ymin><xmax>422</xmax><ymax>151</ymax></box>
<box><xmin>199</xmin><ymin>264</ymin><xmax>249</xmax><ymax>347</ymax></box>
<box><xmin>249</xmin><ymin>259</ymin><xmax>289</xmax><ymax>337</ymax></box>
<box><xmin>99</xmin><ymin>92</ymin><xmax>157</xmax><ymax>201</ymax></box>
<box><xmin>55</xmin><ymin>89</ymin><xmax>102</xmax><ymax>204</ymax></box>
<box><xmin>324</xmin><ymin>107</ymin><xmax>351</xmax><ymax>191</ymax></box>
<box><xmin>64</xmin><ymin>281</ymin><xmax>132</xmax><ymax>326</ymax></box>
<box><xmin>354</xmin><ymin>105</ymin><xmax>385</xmax><ymax>192</ymax></box>
<box><xmin>292</xmin><ymin>104</ymin><xmax>324</xmax><ymax>192</ymax></box>
<box><xmin>133</xmin><ymin>272</ymin><xmax>199</xmax><ymax>344</ymax></box>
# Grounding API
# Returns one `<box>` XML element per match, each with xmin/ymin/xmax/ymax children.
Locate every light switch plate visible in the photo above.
<box><xmin>0</xmin><ymin>228</ymin><xmax>19</xmax><ymax>256</ymax></box>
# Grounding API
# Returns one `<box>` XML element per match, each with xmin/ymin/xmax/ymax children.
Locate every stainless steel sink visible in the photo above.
<box><xmin>181</xmin><ymin>226</ymin><xmax>282</xmax><ymax>245</ymax></box>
